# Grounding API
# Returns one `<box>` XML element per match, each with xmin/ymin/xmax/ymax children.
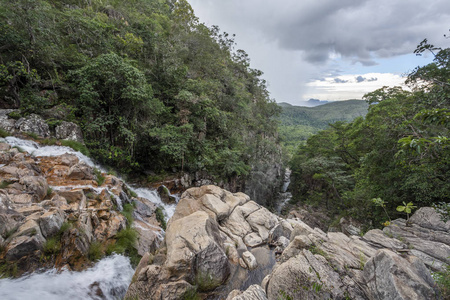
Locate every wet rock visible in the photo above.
<box><xmin>67</xmin><ymin>163</ymin><xmax>94</xmax><ymax>180</ymax></box>
<box><xmin>55</xmin><ymin>121</ymin><xmax>84</xmax><ymax>143</ymax></box>
<box><xmin>15</xmin><ymin>114</ymin><xmax>50</xmax><ymax>137</ymax></box>
<box><xmin>157</xmin><ymin>185</ymin><xmax>177</xmax><ymax>205</ymax></box>
<box><xmin>133</xmin><ymin>219</ymin><xmax>161</xmax><ymax>256</ymax></box>
<box><xmin>242</xmin><ymin>251</ymin><xmax>258</xmax><ymax>270</ymax></box>
<box><xmin>58</xmin><ymin>154</ymin><xmax>79</xmax><ymax>167</ymax></box>
<box><xmin>0</xmin><ymin>142</ymin><xmax>11</xmax><ymax>152</ymax></box>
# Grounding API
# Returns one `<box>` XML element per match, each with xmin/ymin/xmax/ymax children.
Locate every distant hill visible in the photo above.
<box><xmin>278</xmin><ymin>100</ymin><xmax>369</xmax><ymax>154</ymax></box>
<box><xmin>279</xmin><ymin>99</ymin><xmax>330</xmax><ymax>108</ymax></box>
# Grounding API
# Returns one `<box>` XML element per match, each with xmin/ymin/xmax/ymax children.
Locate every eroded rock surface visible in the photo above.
<box><xmin>126</xmin><ymin>185</ymin><xmax>283</xmax><ymax>300</ymax></box>
<box><xmin>0</xmin><ymin>140</ymin><xmax>164</xmax><ymax>275</ymax></box>
<box><xmin>126</xmin><ymin>182</ymin><xmax>449</xmax><ymax>300</ymax></box>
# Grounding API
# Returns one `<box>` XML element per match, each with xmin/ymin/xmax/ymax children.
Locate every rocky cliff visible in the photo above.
<box><xmin>126</xmin><ymin>185</ymin><xmax>450</xmax><ymax>300</ymax></box>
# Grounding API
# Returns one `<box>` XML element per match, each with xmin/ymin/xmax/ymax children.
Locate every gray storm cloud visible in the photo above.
<box><xmin>188</xmin><ymin>0</ymin><xmax>450</xmax><ymax>102</ymax></box>
<box><xmin>190</xmin><ymin>0</ymin><xmax>450</xmax><ymax>65</ymax></box>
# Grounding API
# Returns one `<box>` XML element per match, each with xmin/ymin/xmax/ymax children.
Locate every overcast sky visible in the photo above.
<box><xmin>188</xmin><ymin>0</ymin><xmax>450</xmax><ymax>105</ymax></box>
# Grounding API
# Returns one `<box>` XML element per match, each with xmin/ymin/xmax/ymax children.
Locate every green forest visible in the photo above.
<box><xmin>289</xmin><ymin>41</ymin><xmax>450</xmax><ymax>225</ymax></box>
<box><xmin>278</xmin><ymin>100</ymin><xmax>369</xmax><ymax>155</ymax></box>
<box><xmin>0</xmin><ymin>0</ymin><xmax>281</xmax><ymax>188</ymax></box>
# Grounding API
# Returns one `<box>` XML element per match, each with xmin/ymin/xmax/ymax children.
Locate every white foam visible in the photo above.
<box><xmin>1</xmin><ymin>136</ymin><xmax>96</xmax><ymax>167</ymax></box>
<box><xmin>130</xmin><ymin>186</ymin><xmax>177</xmax><ymax>220</ymax></box>
<box><xmin>0</xmin><ymin>254</ymin><xmax>134</xmax><ymax>300</ymax></box>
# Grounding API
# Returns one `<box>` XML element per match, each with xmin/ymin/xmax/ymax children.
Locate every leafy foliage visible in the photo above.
<box><xmin>278</xmin><ymin>100</ymin><xmax>368</xmax><ymax>156</ymax></box>
<box><xmin>290</xmin><ymin>41</ymin><xmax>450</xmax><ymax>225</ymax></box>
<box><xmin>0</xmin><ymin>0</ymin><xmax>282</xmax><ymax>190</ymax></box>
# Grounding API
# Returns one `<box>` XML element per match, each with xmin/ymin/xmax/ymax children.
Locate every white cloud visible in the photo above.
<box><xmin>304</xmin><ymin>73</ymin><xmax>406</xmax><ymax>101</ymax></box>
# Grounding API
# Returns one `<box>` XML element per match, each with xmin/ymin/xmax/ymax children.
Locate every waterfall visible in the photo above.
<box><xmin>0</xmin><ymin>136</ymin><xmax>181</xmax><ymax>299</ymax></box>
<box><xmin>277</xmin><ymin>168</ymin><xmax>292</xmax><ymax>214</ymax></box>
<box><xmin>0</xmin><ymin>255</ymin><xmax>134</xmax><ymax>300</ymax></box>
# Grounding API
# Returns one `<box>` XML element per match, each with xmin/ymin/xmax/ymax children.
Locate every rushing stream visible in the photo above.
<box><xmin>0</xmin><ymin>137</ymin><xmax>179</xmax><ymax>299</ymax></box>
<box><xmin>0</xmin><ymin>255</ymin><xmax>134</xmax><ymax>300</ymax></box>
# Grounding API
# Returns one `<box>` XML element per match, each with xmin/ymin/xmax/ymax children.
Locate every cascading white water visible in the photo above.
<box><xmin>277</xmin><ymin>169</ymin><xmax>292</xmax><ymax>214</ymax></box>
<box><xmin>0</xmin><ymin>137</ymin><xmax>181</xmax><ymax>299</ymax></box>
<box><xmin>130</xmin><ymin>186</ymin><xmax>178</xmax><ymax>219</ymax></box>
<box><xmin>0</xmin><ymin>136</ymin><xmax>97</xmax><ymax>167</ymax></box>
<box><xmin>0</xmin><ymin>254</ymin><xmax>134</xmax><ymax>300</ymax></box>
<box><xmin>0</xmin><ymin>136</ymin><xmax>178</xmax><ymax>218</ymax></box>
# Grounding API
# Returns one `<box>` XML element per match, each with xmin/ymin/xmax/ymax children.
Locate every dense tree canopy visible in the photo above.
<box><xmin>289</xmin><ymin>41</ymin><xmax>450</xmax><ymax>225</ymax></box>
<box><xmin>0</xmin><ymin>0</ymin><xmax>282</xmax><ymax>191</ymax></box>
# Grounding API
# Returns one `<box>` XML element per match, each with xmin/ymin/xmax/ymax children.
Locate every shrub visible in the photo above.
<box><xmin>46</xmin><ymin>187</ymin><xmax>53</xmax><ymax>197</ymax></box>
<box><xmin>7</xmin><ymin>111</ymin><xmax>21</xmax><ymax>120</ymax></box>
<box><xmin>94</xmin><ymin>168</ymin><xmax>105</xmax><ymax>186</ymax></box>
<box><xmin>24</xmin><ymin>132</ymin><xmax>39</xmax><ymax>139</ymax></box>
<box><xmin>121</xmin><ymin>203</ymin><xmax>134</xmax><ymax>225</ymax></box>
<box><xmin>0</xmin><ymin>181</ymin><xmax>11</xmax><ymax>189</ymax></box>
<box><xmin>433</xmin><ymin>263</ymin><xmax>450</xmax><ymax>299</ymax></box>
<box><xmin>40</xmin><ymin>138</ymin><xmax>57</xmax><ymax>146</ymax></box>
<box><xmin>107</xmin><ymin>227</ymin><xmax>140</xmax><ymax>266</ymax></box>
<box><xmin>43</xmin><ymin>236</ymin><xmax>61</xmax><ymax>255</ymax></box>
<box><xmin>60</xmin><ymin>140</ymin><xmax>90</xmax><ymax>156</ymax></box>
<box><xmin>88</xmin><ymin>241</ymin><xmax>103</xmax><ymax>261</ymax></box>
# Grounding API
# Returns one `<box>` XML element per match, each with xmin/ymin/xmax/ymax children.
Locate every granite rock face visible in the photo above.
<box><xmin>126</xmin><ymin>183</ymin><xmax>449</xmax><ymax>300</ymax></box>
<box><xmin>126</xmin><ymin>185</ymin><xmax>283</xmax><ymax>300</ymax></box>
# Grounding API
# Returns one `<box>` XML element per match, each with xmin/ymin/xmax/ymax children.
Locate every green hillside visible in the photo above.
<box><xmin>0</xmin><ymin>0</ymin><xmax>281</xmax><ymax>187</ymax></box>
<box><xmin>278</xmin><ymin>100</ymin><xmax>369</xmax><ymax>154</ymax></box>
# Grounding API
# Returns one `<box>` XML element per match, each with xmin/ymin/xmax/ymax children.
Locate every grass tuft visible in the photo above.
<box><xmin>0</xmin><ymin>128</ymin><xmax>10</xmax><ymax>138</ymax></box>
<box><xmin>155</xmin><ymin>207</ymin><xmax>166</xmax><ymax>230</ymax></box>
<box><xmin>60</xmin><ymin>140</ymin><xmax>90</xmax><ymax>156</ymax></box>
<box><xmin>94</xmin><ymin>168</ymin><xmax>105</xmax><ymax>186</ymax></box>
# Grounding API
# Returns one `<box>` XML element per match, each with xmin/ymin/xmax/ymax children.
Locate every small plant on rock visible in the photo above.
<box><xmin>155</xmin><ymin>207</ymin><xmax>166</xmax><ymax>230</ymax></box>
<box><xmin>94</xmin><ymin>168</ymin><xmax>105</xmax><ymax>186</ymax></box>
<box><xmin>396</xmin><ymin>202</ymin><xmax>417</xmax><ymax>223</ymax></box>
<box><xmin>372</xmin><ymin>198</ymin><xmax>391</xmax><ymax>226</ymax></box>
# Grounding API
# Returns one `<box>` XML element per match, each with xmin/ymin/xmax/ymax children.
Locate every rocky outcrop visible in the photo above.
<box><xmin>0</xmin><ymin>140</ymin><xmax>164</xmax><ymax>275</ymax></box>
<box><xmin>262</xmin><ymin>208</ymin><xmax>448</xmax><ymax>300</ymax></box>
<box><xmin>126</xmin><ymin>182</ymin><xmax>449</xmax><ymax>300</ymax></box>
<box><xmin>0</xmin><ymin>109</ymin><xmax>84</xmax><ymax>143</ymax></box>
<box><xmin>126</xmin><ymin>185</ymin><xmax>283</xmax><ymax>300</ymax></box>
<box><xmin>14</xmin><ymin>114</ymin><xmax>50</xmax><ymax>138</ymax></box>
<box><xmin>55</xmin><ymin>121</ymin><xmax>84</xmax><ymax>143</ymax></box>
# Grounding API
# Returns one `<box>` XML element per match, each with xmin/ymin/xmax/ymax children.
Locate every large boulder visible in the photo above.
<box><xmin>39</xmin><ymin>209</ymin><xmax>64</xmax><ymax>238</ymax></box>
<box><xmin>165</xmin><ymin>211</ymin><xmax>230</xmax><ymax>290</ymax></box>
<box><xmin>15</xmin><ymin>114</ymin><xmax>50</xmax><ymax>137</ymax></box>
<box><xmin>55</xmin><ymin>121</ymin><xmax>84</xmax><ymax>143</ymax></box>
<box><xmin>364</xmin><ymin>249</ymin><xmax>438</xmax><ymax>300</ymax></box>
